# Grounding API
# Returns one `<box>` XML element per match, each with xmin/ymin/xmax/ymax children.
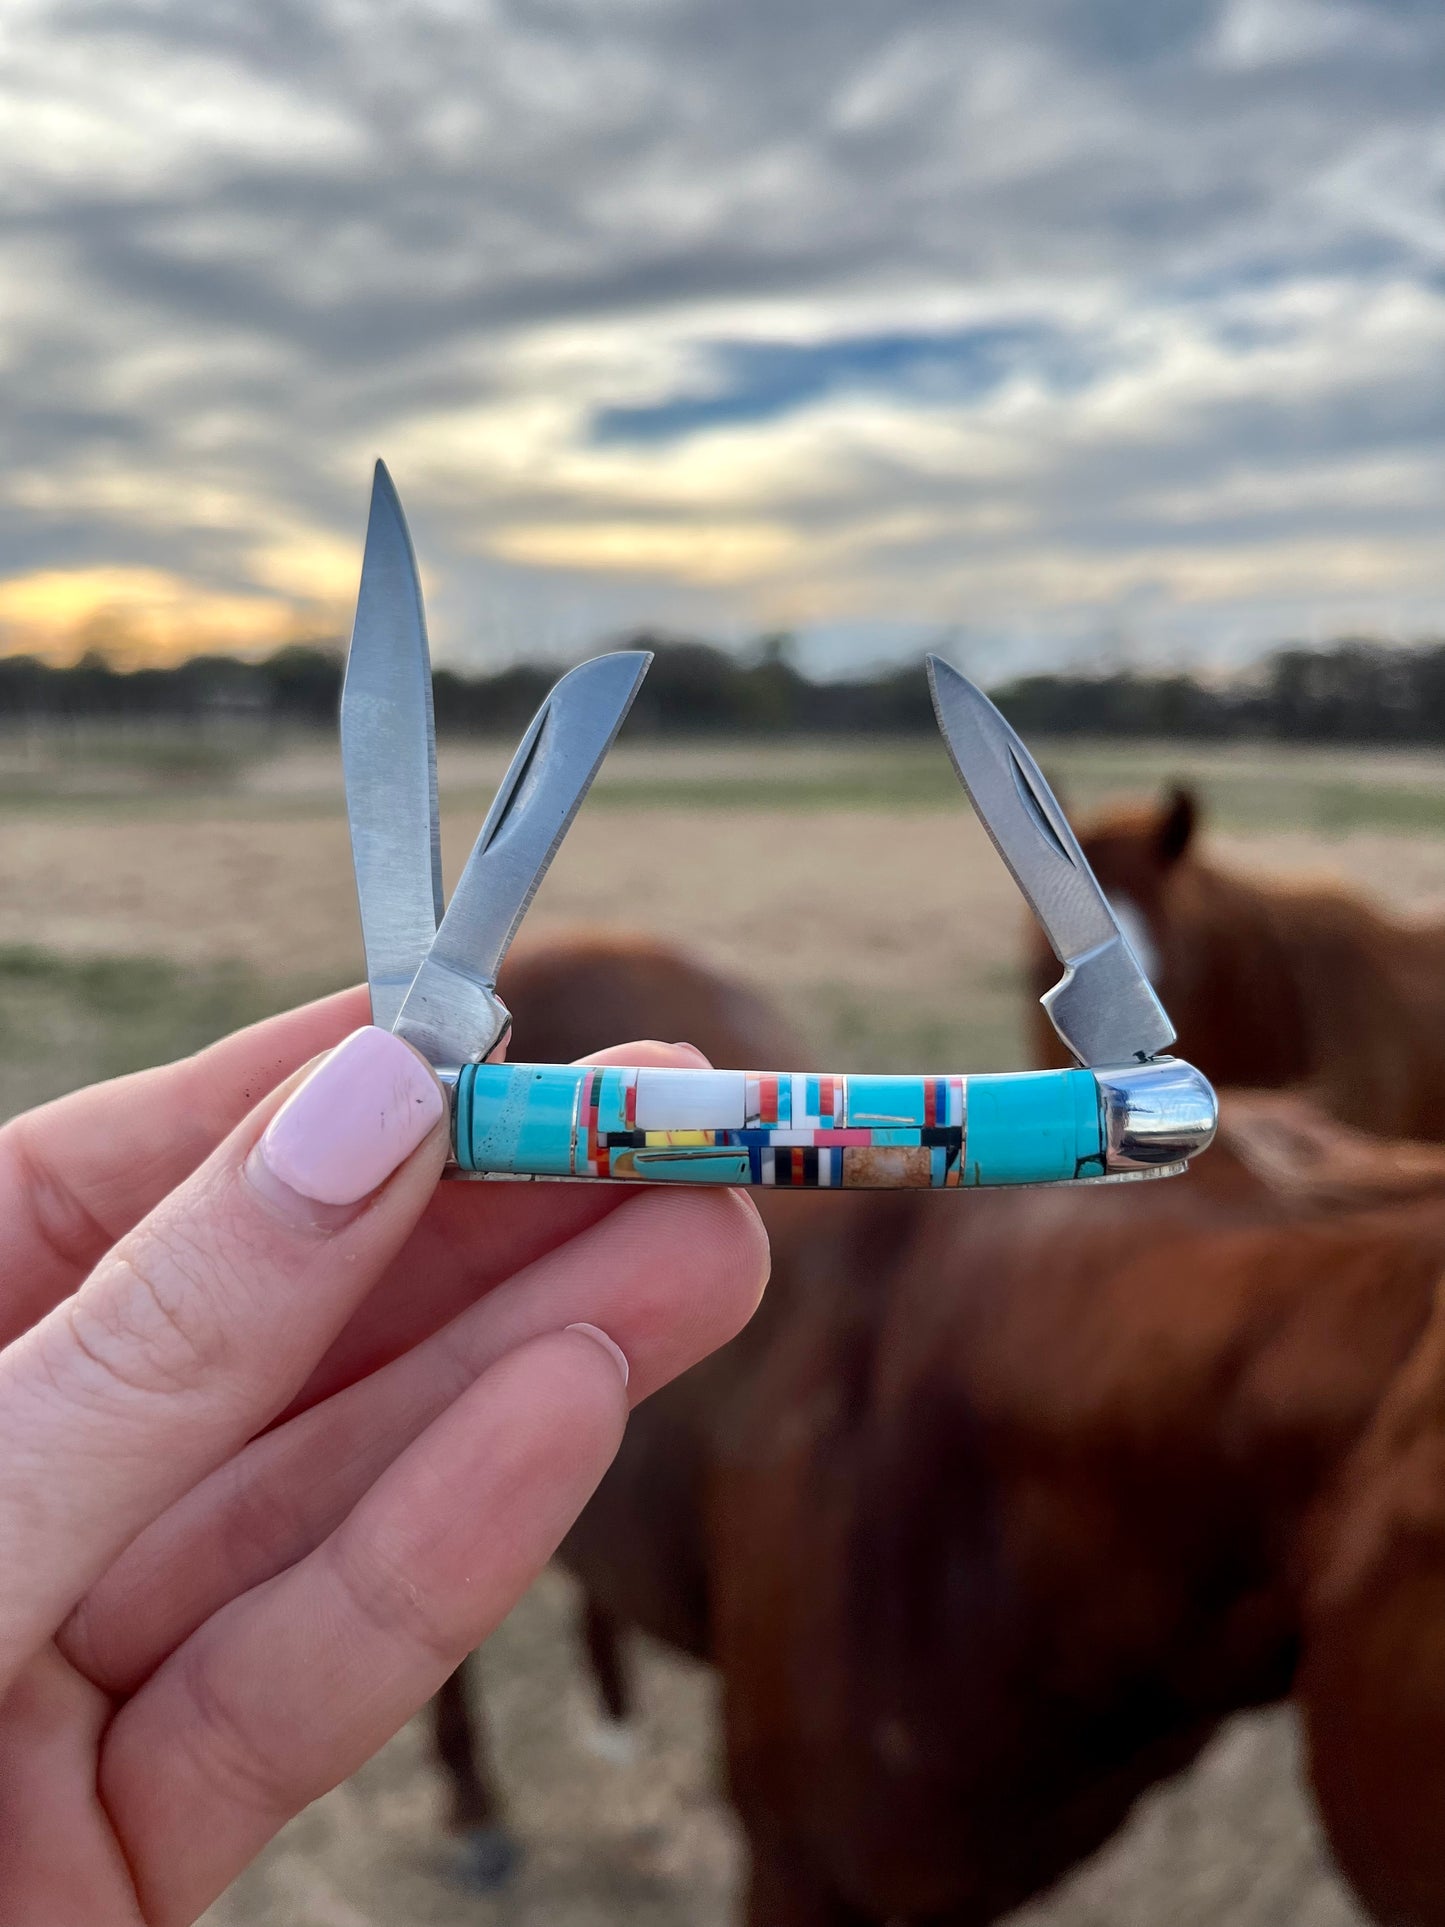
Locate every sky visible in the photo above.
<box><xmin>2</xmin><ymin>0</ymin><xmax>1443</xmax><ymax>681</ymax></box>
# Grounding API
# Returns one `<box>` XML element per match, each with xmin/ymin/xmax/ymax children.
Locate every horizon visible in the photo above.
<box><xmin>5</xmin><ymin>622</ymin><xmax>1443</xmax><ymax>697</ymax></box>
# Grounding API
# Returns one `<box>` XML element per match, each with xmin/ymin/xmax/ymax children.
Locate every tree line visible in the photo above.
<box><xmin>2</xmin><ymin>634</ymin><xmax>1444</xmax><ymax>744</ymax></box>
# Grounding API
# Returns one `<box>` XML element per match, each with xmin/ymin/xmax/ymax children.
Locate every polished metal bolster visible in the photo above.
<box><xmin>1094</xmin><ymin>1058</ymin><xmax>1217</xmax><ymax>1173</ymax></box>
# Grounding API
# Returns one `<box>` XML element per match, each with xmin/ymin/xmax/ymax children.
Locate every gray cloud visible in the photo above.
<box><xmin>1</xmin><ymin>0</ymin><xmax>1442</xmax><ymax>669</ymax></box>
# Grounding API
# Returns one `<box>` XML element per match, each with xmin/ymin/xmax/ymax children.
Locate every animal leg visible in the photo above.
<box><xmin>578</xmin><ymin>1594</ymin><xmax>639</xmax><ymax>1763</ymax></box>
<box><xmin>583</xmin><ymin>1594</ymin><xmax>629</xmax><ymax>1721</ymax></box>
<box><xmin>744</xmin><ymin>1841</ymin><xmax>882</xmax><ymax>1927</ymax></box>
<box><xmin>430</xmin><ymin>1659</ymin><xmax>521</xmax><ymax>1889</ymax></box>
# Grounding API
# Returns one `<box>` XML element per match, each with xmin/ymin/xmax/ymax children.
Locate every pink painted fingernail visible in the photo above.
<box><xmin>255</xmin><ymin>1028</ymin><xmax>445</xmax><ymax>1207</ymax></box>
<box><xmin>566</xmin><ymin>1322</ymin><xmax>631</xmax><ymax>1387</ymax></box>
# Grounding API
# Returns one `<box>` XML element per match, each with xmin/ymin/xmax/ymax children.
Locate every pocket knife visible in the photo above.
<box><xmin>342</xmin><ymin>463</ymin><xmax>1216</xmax><ymax>1189</ymax></box>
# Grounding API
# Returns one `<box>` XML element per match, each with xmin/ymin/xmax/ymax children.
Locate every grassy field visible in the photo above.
<box><xmin>4</xmin><ymin>725</ymin><xmax>1433</xmax><ymax>1925</ymax></box>
<box><xmin>5</xmin><ymin>725</ymin><xmax>1445</xmax><ymax>1121</ymax></box>
<box><xmin>6</xmin><ymin>721</ymin><xmax>1445</xmax><ymax>827</ymax></box>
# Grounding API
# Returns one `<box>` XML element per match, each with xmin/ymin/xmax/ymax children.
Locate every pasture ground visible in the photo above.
<box><xmin>5</xmin><ymin>726</ymin><xmax>1436</xmax><ymax>1926</ymax></box>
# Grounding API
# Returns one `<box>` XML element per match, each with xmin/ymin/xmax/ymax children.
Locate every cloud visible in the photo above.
<box><xmin>0</xmin><ymin>565</ymin><xmax>303</xmax><ymax>663</ymax></box>
<box><xmin>1</xmin><ymin>0</ymin><xmax>1442</xmax><ymax>671</ymax></box>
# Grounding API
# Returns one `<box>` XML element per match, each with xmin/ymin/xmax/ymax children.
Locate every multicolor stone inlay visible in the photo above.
<box><xmin>453</xmin><ymin>1063</ymin><xmax>1107</xmax><ymax>1189</ymax></box>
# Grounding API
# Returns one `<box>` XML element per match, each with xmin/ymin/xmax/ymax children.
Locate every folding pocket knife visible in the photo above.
<box><xmin>342</xmin><ymin>463</ymin><xmax>1217</xmax><ymax>1189</ymax></box>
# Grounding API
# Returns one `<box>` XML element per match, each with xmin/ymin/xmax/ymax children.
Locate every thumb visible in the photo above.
<box><xmin>0</xmin><ymin>1027</ymin><xmax>449</xmax><ymax>1687</ymax></box>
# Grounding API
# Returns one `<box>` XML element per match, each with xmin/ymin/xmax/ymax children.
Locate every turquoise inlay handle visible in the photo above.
<box><xmin>450</xmin><ymin>1062</ymin><xmax>1106</xmax><ymax>1189</ymax></box>
<box><xmin>961</xmin><ymin>1069</ymin><xmax>1104</xmax><ymax>1185</ymax></box>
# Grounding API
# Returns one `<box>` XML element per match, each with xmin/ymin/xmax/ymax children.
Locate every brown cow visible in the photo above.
<box><xmin>1026</xmin><ymin>786</ymin><xmax>1445</xmax><ymax>1139</ymax></box>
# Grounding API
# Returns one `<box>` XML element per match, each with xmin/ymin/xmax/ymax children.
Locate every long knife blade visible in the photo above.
<box><xmin>926</xmin><ymin>655</ymin><xmax>1175</xmax><ymax>1066</ymax></box>
<box><xmin>341</xmin><ymin>460</ymin><xmax>444</xmax><ymax>1031</ymax></box>
<box><xmin>393</xmin><ymin>650</ymin><xmax>652</xmax><ymax>1065</ymax></box>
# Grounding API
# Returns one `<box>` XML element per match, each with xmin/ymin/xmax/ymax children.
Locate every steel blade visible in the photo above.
<box><xmin>341</xmin><ymin>461</ymin><xmax>444</xmax><ymax>1031</ymax></box>
<box><xmin>926</xmin><ymin>655</ymin><xmax>1175</xmax><ymax>1066</ymax></box>
<box><xmin>394</xmin><ymin>650</ymin><xmax>652</xmax><ymax>1065</ymax></box>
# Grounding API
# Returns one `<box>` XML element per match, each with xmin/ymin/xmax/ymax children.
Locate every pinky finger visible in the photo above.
<box><xmin>98</xmin><ymin>1325</ymin><xmax>629</xmax><ymax>1926</ymax></box>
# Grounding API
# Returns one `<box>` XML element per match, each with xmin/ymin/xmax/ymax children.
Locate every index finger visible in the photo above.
<box><xmin>0</xmin><ymin>984</ymin><xmax>371</xmax><ymax>1344</ymax></box>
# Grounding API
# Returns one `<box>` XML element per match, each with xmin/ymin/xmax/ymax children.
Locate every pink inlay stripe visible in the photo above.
<box><xmin>579</xmin><ymin>1068</ymin><xmax>596</xmax><ymax>1170</ymax></box>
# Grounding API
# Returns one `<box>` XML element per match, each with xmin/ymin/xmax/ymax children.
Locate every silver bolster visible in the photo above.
<box><xmin>393</xmin><ymin>970</ymin><xmax>511</xmax><ymax>1073</ymax></box>
<box><xmin>435</xmin><ymin>1065</ymin><xmax>461</xmax><ymax>1165</ymax></box>
<box><xmin>1094</xmin><ymin>1058</ymin><xmax>1217</xmax><ymax>1174</ymax></box>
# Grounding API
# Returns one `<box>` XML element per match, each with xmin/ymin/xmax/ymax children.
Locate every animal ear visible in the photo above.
<box><xmin>1155</xmin><ymin>785</ymin><xmax>1198</xmax><ymax>865</ymax></box>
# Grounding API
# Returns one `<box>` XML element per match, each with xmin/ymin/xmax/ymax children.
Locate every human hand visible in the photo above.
<box><xmin>0</xmin><ymin>989</ymin><xmax>768</xmax><ymax>1924</ymax></box>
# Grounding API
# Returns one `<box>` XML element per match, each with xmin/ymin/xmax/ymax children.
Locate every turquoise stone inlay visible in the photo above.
<box><xmin>631</xmin><ymin>1150</ymin><xmax>753</xmax><ymax>1184</ymax></box>
<box><xmin>458</xmin><ymin>1063</ymin><xmax>578</xmax><ymax>1175</ymax></box>
<box><xmin>844</xmin><ymin>1075</ymin><xmax>929</xmax><ymax>1128</ymax></box>
<box><xmin>961</xmin><ymin>1069</ymin><xmax>1103</xmax><ymax>1186</ymax></box>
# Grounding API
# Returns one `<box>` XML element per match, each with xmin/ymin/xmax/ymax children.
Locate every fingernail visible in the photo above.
<box><xmin>672</xmin><ymin>1041</ymin><xmax>713</xmax><ymax>1065</ymax></box>
<box><xmin>566</xmin><ymin>1322</ymin><xmax>630</xmax><ymax>1388</ymax></box>
<box><xmin>252</xmin><ymin>1028</ymin><xmax>445</xmax><ymax>1208</ymax></box>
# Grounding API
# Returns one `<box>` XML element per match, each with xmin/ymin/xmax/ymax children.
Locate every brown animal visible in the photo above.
<box><xmin>1211</xmin><ymin>1090</ymin><xmax>1445</xmax><ymax>1211</ymax></box>
<box><xmin>1299</xmin><ymin>1270</ymin><xmax>1445</xmax><ymax>1927</ymax></box>
<box><xmin>1027</xmin><ymin>786</ymin><xmax>1445</xmax><ymax>1139</ymax></box>
<box><xmin>429</xmin><ymin>931</ymin><xmax>1445</xmax><ymax>1922</ymax></box>
<box><xmin>710</xmin><ymin>1176</ymin><xmax>1445</xmax><ymax>1924</ymax></box>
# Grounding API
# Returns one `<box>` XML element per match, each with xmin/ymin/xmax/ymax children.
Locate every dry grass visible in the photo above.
<box><xmin>7</xmin><ymin>739</ymin><xmax>1445</xmax><ymax>1117</ymax></box>
<box><xmin>205</xmin><ymin>1577</ymin><xmax>1366</xmax><ymax>1927</ymax></box>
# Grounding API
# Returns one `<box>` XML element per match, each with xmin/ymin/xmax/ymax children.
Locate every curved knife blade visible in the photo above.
<box><xmin>926</xmin><ymin>655</ymin><xmax>1175</xmax><ymax>1067</ymax></box>
<box><xmin>341</xmin><ymin>460</ymin><xmax>444</xmax><ymax>1031</ymax></box>
<box><xmin>393</xmin><ymin>650</ymin><xmax>652</xmax><ymax>1066</ymax></box>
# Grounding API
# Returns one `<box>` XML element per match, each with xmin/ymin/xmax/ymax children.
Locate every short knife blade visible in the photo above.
<box><xmin>926</xmin><ymin>655</ymin><xmax>1175</xmax><ymax>1067</ymax></box>
<box><xmin>341</xmin><ymin>461</ymin><xmax>444</xmax><ymax>1032</ymax></box>
<box><xmin>393</xmin><ymin>650</ymin><xmax>652</xmax><ymax>1066</ymax></box>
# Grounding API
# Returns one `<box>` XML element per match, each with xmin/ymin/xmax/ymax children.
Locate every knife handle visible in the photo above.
<box><xmin>449</xmin><ymin>1062</ymin><xmax>1121</xmax><ymax>1187</ymax></box>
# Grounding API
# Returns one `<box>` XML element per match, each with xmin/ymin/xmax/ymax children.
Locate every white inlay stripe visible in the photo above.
<box><xmin>634</xmin><ymin>1068</ymin><xmax>747</xmax><ymax>1130</ymax></box>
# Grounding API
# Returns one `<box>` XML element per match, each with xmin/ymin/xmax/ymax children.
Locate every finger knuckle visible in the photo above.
<box><xmin>58</xmin><ymin>1230</ymin><xmax>238</xmax><ymax>1409</ymax></box>
<box><xmin>327</xmin><ymin>1521</ymin><xmax>460</xmax><ymax>1670</ymax></box>
<box><xmin>2</xmin><ymin>1114</ymin><xmax>114</xmax><ymax>1275</ymax></box>
<box><xmin>172</xmin><ymin>1640</ymin><xmax>298</xmax><ymax>1821</ymax></box>
<box><xmin>213</xmin><ymin>1449</ymin><xmax>324</xmax><ymax>1595</ymax></box>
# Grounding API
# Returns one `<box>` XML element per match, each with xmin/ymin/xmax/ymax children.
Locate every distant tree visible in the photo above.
<box><xmin>261</xmin><ymin>645</ymin><xmax>343</xmax><ymax>725</ymax></box>
<box><xmin>433</xmin><ymin>663</ymin><xmax>554</xmax><ymax>734</ymax></box>
<box><xmin>624</xmin><ymin>637</ymin><xmax>758</xmax><ymax>734</ymax></box>
<box><xmin>3</xmin><ymin>630</ymin><xmax>1445</xmax><ymax>744</ymax></box>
